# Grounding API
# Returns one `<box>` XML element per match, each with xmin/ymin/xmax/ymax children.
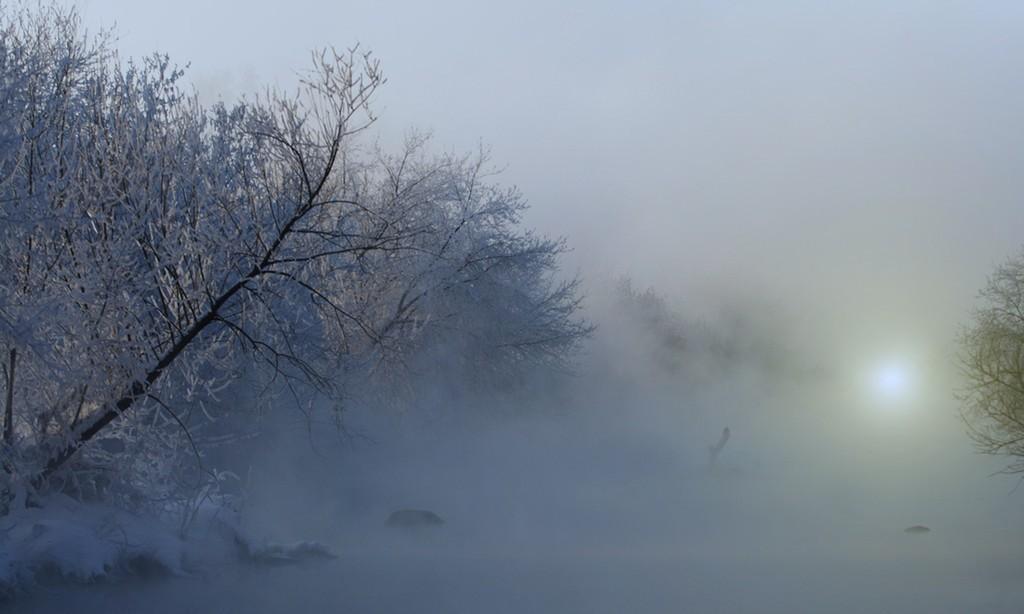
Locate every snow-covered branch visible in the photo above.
<box><xmin>0</xmin><ymin>5</ymin><xmax>588</xmax><ymax>515</ymax></box>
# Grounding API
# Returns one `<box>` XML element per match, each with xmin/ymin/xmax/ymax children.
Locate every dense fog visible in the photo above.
<box><xmin>7</xmin><ymin>1</ymin><xmax>1024</xmax><ymax>612</ymax></box>
<box><xmin>14</xmin><ymin>282</ymin><xmax>1024</xmax><ymax>613</ymax></box>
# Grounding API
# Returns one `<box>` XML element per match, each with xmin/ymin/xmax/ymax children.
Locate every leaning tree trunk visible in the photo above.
<box><xmin>30</xmin><ymin>202</ymin><xmax>314</xmax><ymax>490</ymax></box>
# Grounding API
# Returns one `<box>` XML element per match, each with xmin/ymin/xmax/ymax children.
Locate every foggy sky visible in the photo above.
<box><xmin>74</xmin><ymin>0</ymin><xmax>1024</xmax><ymax>370</ymax></box>
<box><xmin>10</xmin><ymin>7</ymin><xmax>1024</xmax><ymax>611</ymax></box>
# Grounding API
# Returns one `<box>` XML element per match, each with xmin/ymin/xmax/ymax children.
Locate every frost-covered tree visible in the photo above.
<box><xmin>0</xmin><ymin>5</ymin><xmax>587</xmax><ymax>514</ymax></box>
<box><xmin>960</xmin><ymin>251</ymin><xmax>1024</xmax><ymax>474</ymax></box>
<box><xmin>352</xmin><ymin>136</ymin><xmax>591</xmax><ymax>396</ymax></box>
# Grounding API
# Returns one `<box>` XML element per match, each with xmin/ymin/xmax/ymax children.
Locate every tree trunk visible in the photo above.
<box><xmin>3</xmin><ymin>348</ymin><xmax>14</xmax><ymax>444</ymax></box>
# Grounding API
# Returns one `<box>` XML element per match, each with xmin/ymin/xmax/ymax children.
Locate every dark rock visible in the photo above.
<box><xmin>904</xmin><ymin>525</ymin><xmax>931</xmax><ymax>534</ymax></box>
<box><xmin>386</xmin><ymin>509</ymin><xmax>444</xmax><ymax>528</ymax></box>
<box><xmin>234</xmin><ymin>533</ymin><xmax>337</xmax><ymax>566</ymax></box>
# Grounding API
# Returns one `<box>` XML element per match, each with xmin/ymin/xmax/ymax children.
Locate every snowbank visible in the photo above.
<box><xmin>0</xmin><ymin>494</ymin><xmax>338</xmax><ymax>599</ymax></box>
<box><xmin>0</xmin><ymin>495</ymin><xmax>185</xmax><ymax>596</ymax></box>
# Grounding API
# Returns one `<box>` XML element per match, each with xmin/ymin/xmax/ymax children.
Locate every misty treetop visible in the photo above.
<box><xmin>960</xmin><ymin>251</ymin><xmax>1024</xmax><ymax>474</ymax></box>
<box><xmin>0</xmin><ymin>6</ymin><xmax>588</xmax><ymax>514</ymax></box>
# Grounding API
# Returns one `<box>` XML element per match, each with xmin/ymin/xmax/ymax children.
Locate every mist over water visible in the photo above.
<box><xmin>17</xmin><ymin>285</ymin><xmax>1024</xmax><ymax>613</ymax></box>
<box><xmin>9</xmin><ymin>1</ymin><xmax>1024</xmax><ymax>612</ymax></box>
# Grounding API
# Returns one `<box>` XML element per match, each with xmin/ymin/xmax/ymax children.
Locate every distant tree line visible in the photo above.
<box><xmin>611</xmin><ymin>278</ymin><xmax>815</xmax><ymax>379</ymax></box>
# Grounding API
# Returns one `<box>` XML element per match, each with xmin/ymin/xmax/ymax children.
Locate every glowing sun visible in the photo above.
<box><xmin>870</xmin><ymin>360</ymin><xmax>914</xmax><ymax>403</ymax></box>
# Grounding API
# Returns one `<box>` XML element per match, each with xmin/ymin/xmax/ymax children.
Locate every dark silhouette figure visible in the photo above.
<box><xmin>709</xmin><ymin>427</ymin><xmax>731</xmax><ymax>467</ymax></box>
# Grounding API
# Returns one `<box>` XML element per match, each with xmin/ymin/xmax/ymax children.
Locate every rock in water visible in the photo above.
<box><xmin>235</xmin><ymin>535</ymin><xmax>337</xmax><ymax>565</ymax></box>
<box><xmin>904</xmin><ymin>525</ymin><xmax>931</xmax><ymax>534</ymax></box>
<box><xmin>386</xmin><ymin>509</ymin><xmax>445</xmax><ymax>528</ymax></box>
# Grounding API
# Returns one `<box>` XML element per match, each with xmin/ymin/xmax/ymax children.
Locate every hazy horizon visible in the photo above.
<box><xmin>10</xmin><ymin>2</ymin><xmax>1024</xmax><ymax>612</ymax></box>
